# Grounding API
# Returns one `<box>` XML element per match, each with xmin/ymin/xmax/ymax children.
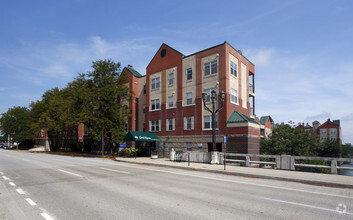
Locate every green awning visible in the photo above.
<box><xmin>124</xmin><ymin>131</ymin><xmax>160</xmax><ymax>142</ymax></box>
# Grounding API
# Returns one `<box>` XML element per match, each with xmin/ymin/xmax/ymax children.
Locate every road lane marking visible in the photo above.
<box><xmin>262</xmin><ymin>197</ymin><xmax>353</xmax><ymax>216</ymax></box>
<box><xmin>9</xmin><ymin>182</ymin><xmax>16</xmax><ymax>186</ymax></box>
<box><xmin>25</xmin><ymin>198</ymin><xmax>37</xmax><ymax>206</ymax></box>
<box><xmin>113</xmin><ymin>163</ymin><xmax>353</xmax><ymax>200</ymax></box>
<box><xmin>41</xmin><ymin>212</ymin><xmax>54</xmax><ymax>220</ymax></box>
<box><xmin>57</xmin><ymin>169</ymin><xmax>84</xmax><ymax>178</ymax></box>
<box><xmin>100</xmin><ymin>167</ymin><xmax>130</xmax><ymax>174</ymax></box>
<box><xmin>16</xmin><ymin>188</ymin><xmax>25</xmax><ymax>195</ymax></box>
<box><xmin>2</xmin><ymin>176</ymin><xmax>10</xmax><ymax>181</ymax></box>
<box><xmin>20</xmin><ymin>158</ymin><xmax>31</xmax><ymax>162</ymax></box>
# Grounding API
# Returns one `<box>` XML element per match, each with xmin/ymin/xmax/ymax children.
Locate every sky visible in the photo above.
<box><xmin>1</xmin><ymin>0</ymin><xmax>353</xmax><ymax>144</ymax></box>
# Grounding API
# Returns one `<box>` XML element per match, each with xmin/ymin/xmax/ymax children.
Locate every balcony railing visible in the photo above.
<box><xmin>249</xmin><ymin>83</ymin><xmax>254</xmax><ymax>93</ymax></box>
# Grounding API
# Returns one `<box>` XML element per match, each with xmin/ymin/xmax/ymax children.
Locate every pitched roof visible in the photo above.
<box><xmin>125</xmin><ymin>66</ymin><xmax>143</xmax><ymax>78</ymax></box>
<box><xmin>333</xmin><ymin>120</ymin><xmax>340</xmax><ymax>127</ymax></box>
<box><xmin>260</xmin><ymin>116</ymin><xmax>268</xmax><ymax>125</ymax></box>
<box><xmin>227</xmin><ymin>111</ymin><xmax>259</xmax><ymax>125</ymax></box>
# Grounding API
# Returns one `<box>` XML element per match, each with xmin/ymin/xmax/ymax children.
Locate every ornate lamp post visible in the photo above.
<box><xmin>201</xmin><ymin>90</ymin><xmax>226</xmax><ymax>152</ymax></box>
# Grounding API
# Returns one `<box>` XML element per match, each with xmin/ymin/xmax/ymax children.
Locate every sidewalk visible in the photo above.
<box><xmin>115</xmin><ymin>157</ymin><xmax>353</xmax><ymax>189</ymax></box>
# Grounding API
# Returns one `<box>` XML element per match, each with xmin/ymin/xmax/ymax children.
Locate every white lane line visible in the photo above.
<box><xmin>57</xmin><ymin>169</ymin><xmax>84</xmax><ymax>178</ymax></box>
<box><xmin>113</xmin><ymin>163</ymin><xmax>353</xmax><ymax>200</ymax></box>
<box><xmin>2</xmin><ymin>176</ymin><xmax>10</xmax><ymax>181</ymax></box>
<box><xmin>41</xmin><ymin>212</ymin><xmax>54</xmax><ymax>220</ymax></box>
<box><xmin>100</xmin><ymin>167</ymin><xmax>130</xmax><ymax>174</ymax></box>
<box><xmin>9</xmin><ymin>182</ymin><xmax>16</xmax><ymax>187</ymax></box>
<box><xmin>20</xmin><ymin>158</ymin><xmax>31</xmax><ymax>162</ymax></box>
<box><xmin>262</xmin><ymin>197</ymin><xmax>353</xmax><ymax>216</ymax></box>
<box><xmin>16</xmin><ymin>188</ymin><xmax>26</xmax><ymax>195</ymax></box>
<box><xmin>25</xmin><ymin>198</ymin><xmax>37</xmax><ymax>206</ymax></box>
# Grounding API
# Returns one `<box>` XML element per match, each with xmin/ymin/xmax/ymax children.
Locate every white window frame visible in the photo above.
<box><xmin>151</xmin><ymin>99</ymin><xmax>160</xmax><ymax>110</ymax></box>
<box><xmin>230</xmin><ymin>88</ymin><xmax>238</xmax><ymax>104</ymax></box>
<box><xmin>167</xmin><ymin>118</ymin><xmax>175</xmax><ymax>131</ymax></box>
<box><xmin>150</xmin><ymin>120</ymin><xmax>160</xmax><ymax>132</ymax></box>
<box><xmin>204</xmin><ymin>60</ymin><xmax>217</xmax><ymax>76</ymax></box>
<box><xmin>168</xmin><ymin>96</ymin><xmax>174</xmax><ymax>108</ymax></box>
<box><xmin>186</xmin><ymin>92</ymin><xmax>192</xmax><ymax>105</ymax></box>
<box><xmin>230</xmin><ymin>61</ymin><xmax>237</xmax><ymax>77</ymax></box>
<box><xmin>204</xmin><ymin>115</ymin><xmax>217</xmax><ymax>129</ymax></box>
<box><xmin>169</xmin><ymin>73</ymin><xmax>174</xmax><ymax>85</ymax></box>
<box><xmin>186</xmin><ymin>68</ymin><xmax>192</xmax><ymax>80</ymax></box>
<box><xmin>151</xmin><ymin>77</ymin><xmax>160</xmax><ymax>89</ymax></box>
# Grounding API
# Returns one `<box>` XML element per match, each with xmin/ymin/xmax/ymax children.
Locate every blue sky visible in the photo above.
<box><xmin>1</xmin><ymin>0</ymin><xmax>353</xmax><ymax>144</ymax></box>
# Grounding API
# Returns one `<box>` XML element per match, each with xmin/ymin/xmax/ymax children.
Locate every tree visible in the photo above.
<box><xmin>30</xmin><ymin>87</ymin><xmax>76</xmax><ymax>151</ymax></box>
<box><xmin>69</xmin><ymin>59</ymin><xmax>132</xmax><ymax>154</ymax></box>
<box><xmin>260</xmin><ymin>123</ymin><xmax>320</xmax><ymax>156</ymax></box>
<box><xmin>0</xmin><ymin>106</ymin><xmax>33</xmax><ymax>146</ymax></box>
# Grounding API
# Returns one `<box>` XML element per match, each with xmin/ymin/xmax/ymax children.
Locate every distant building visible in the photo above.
<box><xmin>317</xmin><ymin>119</ymin><xmax>342</xmax><ymax>144</ymax></box>
<box><xmin>259</xmin><ymin>116</ymin><xmax>274</xmax><ymax>138</ymax></box>
<box><xmin>295</xmin><ymin>119</ymin><xmax>342</xmax><ymax>144</ymax></box>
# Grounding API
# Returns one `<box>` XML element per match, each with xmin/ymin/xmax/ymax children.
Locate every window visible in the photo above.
<box><xmin>186</xmin><ymin>92</ymin><xmax>192</xmax><ymax>105</ymax></box>
<box><xmin>168</xmin><ymin>96</ymin><xmax>174</xmax><ymax>108</ymax></box>
<box><xmin>330</xmin><ymin>136</ymin><xmax>337</xmax><ymax>140</ymax></box>
<box><xmin>320</xmin><ymin>129</ymin><xmax>327</xmax><ymax>134</ymax></box>
<box><xmin>187</xmin><ymin>68</ymin><xmax>192</xmax><ymax>80</ymax></box>
<box><xmin>151</xmin><ymin>99</ymin><xmax>160</xmax><ymax>110</ymax></box>
<box><xmin>230</xmin><ymin>89</ymin><xmax>238</xmax><ymax>104</ymax></box>
<box><xmin>203</xmin><ymin>88</ymin><xmax>217</xmax><ymax>102</ymax></box>
<box><xmin>186</xmin><ymin>117</ymin><xmax>192</xmax><ymax>130</ymax></box>
<box><xmin>230</xmin><ymin>61</ymin><xmax>237</xmax><ymax>77</ymax></box>
<box><xmin>151</xmin><ymin>120</ymin><xmax>160</xmax><ymax>132</ymax></box>
<box><xmin>187</xmin><ymin>142</ymin><xmax>192</xmax><ymax>151</ymax></box>
<box><xmin>169</xmin><ymin>73</ymin><xmax>174</xmax><ymax>85</ymax></box>
<box><xmin>204</xmin><ymin>60</ymin><xmax>217</xmax><ymax>76</ymax></box>
<box><xmin>330</xmin><ymin>128</ymin><xmax>337</xmax><ymax>134</ymax></box>
<box><xmin>151</xmin><ymin>77</ymin><xmax>160</xmax><ymax>89</ymax></box>
<box><xmin>143</xmin><ymin>85</ymin><xmax>146</xmax><ymax>94</ymax></box>
<box><xmin>143</xmin><ymin>104</ymin><xmax>146</xmax><ymax>113</ymax></box>
<box><xmin>167</xmin><ymin>119</ymin><xmax>174</xmax><ymax>131</ymax></box>
<box><xmin>204</xmin><ymin>115</ymin><xmax>217</xmax><ymax>129</ymax></box>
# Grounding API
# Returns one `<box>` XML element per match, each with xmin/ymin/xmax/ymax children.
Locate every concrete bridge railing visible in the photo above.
<box><xmin>169</xmin><ymin>149</ymin><xmax>353</xmax><ymax>174</ymax></box>
<box><xmin>224</xmin><ymin>153</ymin><xmax>353</xmax><ymax>174</ymax></box>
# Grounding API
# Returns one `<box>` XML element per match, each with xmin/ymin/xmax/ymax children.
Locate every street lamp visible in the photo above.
<box><xmin>202</xmin><ymin>90</ymin><xmax>226</xmax><ymax>152</ymax></box>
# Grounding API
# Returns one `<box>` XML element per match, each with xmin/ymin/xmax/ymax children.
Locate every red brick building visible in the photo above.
<box><xmin>126</xmin><ymin>42</ymin><xmax>261</xmax><ymax>156</ymax></box>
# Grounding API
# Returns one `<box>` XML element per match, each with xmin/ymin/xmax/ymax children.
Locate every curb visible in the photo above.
<box><xmin>115</xmin><ymin>159</ymin><xmax>353</xmax><ymax>189</ymax></box>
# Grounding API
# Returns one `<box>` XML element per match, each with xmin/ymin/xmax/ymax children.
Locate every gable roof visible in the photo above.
<box><xmin>146</xmin><ymin>43</ymin><xmax>184</xmax><ymax>69</ymax></box>
<box><xmin>125</xmin><ymin>66</ymin><xmax>143</xmax><ymax>78</ymax></box>
<box><xmin>227</xmin><ymin>111</ymin><xmax>259</xmax><ymax>125</ymax></box>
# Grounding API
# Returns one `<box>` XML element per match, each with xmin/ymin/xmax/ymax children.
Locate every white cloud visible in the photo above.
<box><xmin>244</xmin><ymin>49</ymin><xmax>275</xmax><ymax>67</ymax></box>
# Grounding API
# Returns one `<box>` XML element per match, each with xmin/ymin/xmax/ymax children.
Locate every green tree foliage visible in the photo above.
<box><xmin>0</xmin><ymin>106</ymin><xmax>32</xmax><ymax>145</ymax></box>
<box><xmin>28</xmin><ymin>59</ymin><xmax>131</xmax><ymax>153</ymax></box>
<box><xmin>260</xmin><ymin>124</ymin><xmax>320</xmax><ymax>156</ymax></box>
<box><xmin>261</xmin><ymin>122</ymin><xmax>351</xmax><ymax>158</ymax></box>
<box><xmin>68</xmin><ymin>59</ymin><xmax>132</xmax><ymax>151</ymax></box>
<box><xmin>30</xmin><ymin>87</ymin><xmax>76</xmax><ymax>151</ymax></box>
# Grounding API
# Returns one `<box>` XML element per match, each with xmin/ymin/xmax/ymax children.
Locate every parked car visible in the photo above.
<box><xmin>0</xmin><ymin>143</ymin><xmax>4</xmax><ymax>148</ymax></box>
<box><xmin>2</xmin><ymin>145</ymin><xmax>9</xmax><ymax>149</ymax></box>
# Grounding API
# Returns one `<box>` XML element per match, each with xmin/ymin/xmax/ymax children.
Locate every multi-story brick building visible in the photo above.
<box><xmin>318</xmin><ymin>119</ymin><xmax>342</xmax><ymax>144</ymax></box>
<box><xmin>124</xmin><ymin>42</ymin><xmax>261</xmax><ymax>157</ymax></box>
<box><xmin>295</xmin><ymin>119</ymin><xmax>342</xmax><ymax>144</ymax></box>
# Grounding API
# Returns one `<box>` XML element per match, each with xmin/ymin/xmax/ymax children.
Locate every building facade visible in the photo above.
<box><xmin>317</xmin><ymin>119</ymin><xmax>342</xmax><ymax>144</ymax></box>
<box><xmin>125</xmin><ymin>42</ymin><xmax>261</xmax><ymax>157</ymax></box>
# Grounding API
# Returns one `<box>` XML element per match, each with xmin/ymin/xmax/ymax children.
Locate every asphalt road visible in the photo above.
<box><xmin>1</xmin><ymin>149</ymin><xmax>353</xmax><ymax>220</ymax></box>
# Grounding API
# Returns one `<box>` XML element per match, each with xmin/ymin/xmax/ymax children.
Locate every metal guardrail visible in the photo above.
<box><xmin>224</xmin><ymin>153</ymin><xmax>353</xmax><ymax>174</ymax></box>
